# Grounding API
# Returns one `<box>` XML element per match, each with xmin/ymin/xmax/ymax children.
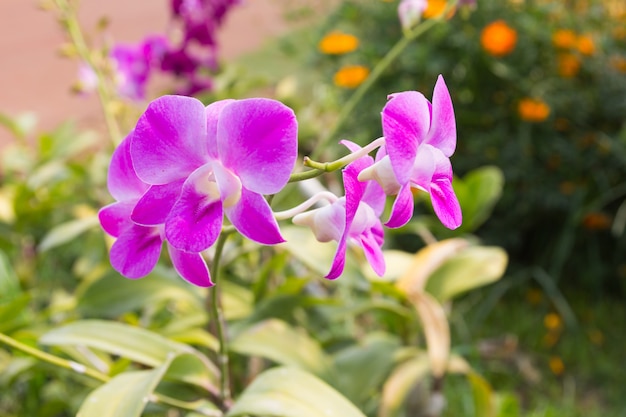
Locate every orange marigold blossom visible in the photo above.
<box><xmin>557</xmin><ymin>53</ymin><xmax>580</xmax><ymax>77</ymax></box>
<box><xmin>318</xmin><ymin>31</ymin><xmax>359</xmax><ymax>55</ymax></box>
<box><xmin>549</xmin><ymin>356</ymin><xmax>565</xmax><ymax>376</ymax></box>
<box><xmin>481</xmin><ymin>20</ymin><xmax>517</xmax><ymax>57</ymax></box>
<box><xmin>422</xmin><ymin>0</ymin><xmax>455</xmax><ymax>19</ymax></box>
<box><xmin>333</xmin><ymin>65</ymin><xmax>370</xmax><ymax>88</ymax></box>
<box><xmin>582</xmin><ymin>212</ymin><xmax>612</xmax><ymax>230</ymax></box>
<box><xmin>576</xmin><ymin>34</ymin><xmax>595</xmax><ymax>55</ymax></box>
<box><xmin>552</xmin><ymin>29</ymin><xmax>577</xmax><ymax>49</ymax></box>
<box><xmin>544</xmin><ymin>313</ymin><xmax>562</xmax><ymax>331</ymax></box>
<box><xmin>518</xmin><ymin>98</ymin><xmax>550</xmax><ymax>122</ymax></box>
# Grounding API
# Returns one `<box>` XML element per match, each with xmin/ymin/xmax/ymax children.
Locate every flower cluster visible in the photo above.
<box><xmin>79</xmin><ymin>0</ymin><xmax>240</xmax><ymax>100</ymax></box>
<box><xmin>288</xmin><ymin>75</ymin><xmax>460</xmax><ymax>279</ymax></box>
<box><xmin>317</xmin><ymin>30</ymin><xmax>370</xmax><ymax>89</ymax></box>
<box><xmin>100</xmin><ymin>75</ymin><xmax>461</xmax><ymax>285</ymax></box>
<box><xmin>99</xmin><ymin>96</ymin><xmax>298</xmax><ymax>286</ymax></box>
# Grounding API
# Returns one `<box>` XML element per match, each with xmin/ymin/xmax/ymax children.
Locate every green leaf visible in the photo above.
<box><xmin>227</xmin><ymin>367</ymin><xmax>367</xmax><ymax>417</ymax></box>
<box><xmin>38</xmin><ymin>215</ymin><xmax>100</xmax><ymax>252</ymax></box>
<box><xmin>379</xmin><ymin>353</ymin><xmax>430</xmax><ymax>417</ymax></box>
<box><xmin>221</xmin><ymin>280</ymin><xmax>254</xmax><ymax>320</ymax></box>
<box><xmin>278</xmin><ymin>226</ymin><xmax>337</xmax><ymax>276</ymax></box>
<box><xmin>0</xmin><ymin>294</ymin><xmax>31</xmax><ymax>333</ymax></box>
<box><xmin>40</xmin><ymin>320</ymin><xmax>194</xmax><ymax>367</ymax></box>
<box><xmin>77</xmin><ymin>370</ymin><xmax>162</xmax><ymax>417</ymax></box>
<box><xmin>77</xmin><ymin>268</ymin><xmax>203</xmax><ymax>318</ymax></box>
<box><xmin>0</xmin><ymin>250</ymin><xmax>20</xmax><ymax>300</ymax></box>
<box><xmin>425</xmin><ymin>246</ymin><xmax>508</xmax><ymax>302</ymax></box>
<box><xmin>164</xmin><ymin>352</ymin><xmax>219</xmax><ymax>391</ymax></box>
<box><xmin>332</xmin><ymin>333</ymin><xmax>401</xmax><ymax>407</ymax></box>
<box><xmin>0</xmin><ymin>112</ymin><xmax>37</xmax><ymax>139</ymax></box>
<box><xmin>468</xmin><ymin>372</ymin><xmax>495</xmax><ymax>417</ymax></box>
<box><xmin>230</xmin><ymin>319</ymin><xmax>333</xmax><ymax>379</ymax></box>
<box><xmin>453</xmin><ymin>166</ymin><xmax>504</xmax><ymax>233</ymax></box>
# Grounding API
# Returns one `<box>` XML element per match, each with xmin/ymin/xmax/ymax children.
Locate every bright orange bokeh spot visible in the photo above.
<box><xmin>422</xmin><ymin>0</ymin><xmax>455</xmax><ymax>19</ymax></box>
<box><xmin>518</xmin><ymin>98</ymin><xmax>551</xmax><ymax>122</ymax></box>
<box><xmin>318</xmin><ymin>31</ymin><xmax>360</xmax><ymax>55</ymax></box>
<box><xmin>333</xmin><ymin>65</ymin><xmax>370</xmax><ymax>88</ymax></box>
<box><xmin>480</xmin><ymin>20</ymin><xmax>517</xmax><ymax>57</ymax></box>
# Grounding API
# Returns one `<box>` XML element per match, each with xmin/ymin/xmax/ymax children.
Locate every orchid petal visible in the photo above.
<box><xmin>408</xmin><ymin>144</ymin><xmax>438</xmax><ymax>192</ymax></box>
<box><xmin>325</xmin><ymin>161</ymin><xmax>368</xmax><ymax>279</ymax></box>
<box><xmin>168</xmin><ymin>245</ymin><xmax>213</xmax><ymax>287</ymax></box>
<box><xmin>359</xmin><ymin>228</ymin><xmax>386</xmax><ymax>276</ymax></box>
<box><xmin>293</xmin><ymin>201</ymin><xmax>345</xmax><ymax>243</ymax></box>
<box><xmin>107</xmin><ymin>133</ymin><xmax>149</xmax><ymax>202</ymax></box>
<box><xmin>165</xmin><ymin>165</ymin><xmax>223</xmax><ymax>252</ymax></box>
<box><xmin>326</xmin><ymin>237</ymin><xmax>347</xmax><ymax>280</ymax></box>
<box><xmin>426</xmin><ymin>75</ymin><xmax>457</xmax><ymax>157</ymax></box>
<box><xmin>132</xmin><ymin>95</ymin><xmax>209</xmax><ymax>184</ymax></box>
<box><xmin>131</xmin><ymin>179</ymin><xmax>184</xmax><ymax>226</ymax></box>
<box><xmin>339</xmin><ymin>139</ymin><xmax>361</xmax><ymax>154</ymax></box>
<box><xmin>109</xmin><ymin>224</ymin><xmax>162</xmax><ymax>279</ymax></box>
<box><xmin>212</xmin><ymin>160</ymin><xmax>242</xmax><ymax>209</ymax></box>
<box><xmin>217</xmin><ymin>98</ymin><xmax>297</xmax><ymax>195</ymax></box>
<box><xmin>385</xmin><ymin>183</ymin><xmax>415</xmax><ymax>228</ymax></box>
<box><xmin>206</xmin><ymin>99</ymin><xmax>235</xmax><ymax>159</ymax></box>
<box><xmin>363</xmin><ymin>179</ymin><xmax>386</xmax><ymax>218</ymax></box>
<box><xmin>430</xmin><ymin>178</ymin><xmax>462</xmax><ymax>230</ymax></box>
<box><xmin>383</xmin><ymin>91</ymin><xmax>430</xmax><ymax>185</ymax></box>
<box><xmin>99</xmin><ymin>201</ymin><xmax>134</xmax><ymax>238</ymax></box>
<box><xmin>224</xmin><ymin>187</ymin><xmax>284</xmax><ymax>245</ymax></box>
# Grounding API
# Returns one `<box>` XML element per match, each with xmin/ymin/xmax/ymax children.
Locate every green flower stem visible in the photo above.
<box><xmin>0</xmin><ymin>331</ymin><xmax>108</xmax><ymax>382</ymax></box>
<box><xmin>0</xmin><ymin>332</ymin><xmax>214</xmax><ymax>414</ymax></box>
<box><xmin>288</xmin><ymin>137</ymin><xmax>384</xmax><ymax>183</ymax></box>
<box><xmin>311</xmin><ymin>13</ymin><xmax>449</xmax><ymax>160</ymax></box>
<box><xmin>206</xmin><ymin>230</ymin><xmax>235</xmax><ymax>409</ymax></box>
<box><xmin>53</xmin><ymin>0</ymin><xmax>123</xmax><ymax>146</ymax></box>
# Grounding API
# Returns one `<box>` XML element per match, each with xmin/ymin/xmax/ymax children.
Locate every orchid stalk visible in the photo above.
<box><xmin>53</xmin><ymin>0</ymin><xmax>123</xmax><ymax>146</ymax></box>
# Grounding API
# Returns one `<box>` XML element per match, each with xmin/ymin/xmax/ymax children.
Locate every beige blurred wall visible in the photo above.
<box><xmin>0</xmin><ymin>0</ymin><xmax>296</xmax><ymax>145</ymax></box>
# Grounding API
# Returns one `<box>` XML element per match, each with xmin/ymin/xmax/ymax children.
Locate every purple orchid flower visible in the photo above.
<box><xmin>98</xmin><ymin>133</ymin><xmax>212</xmax><ymax>286</ymax></box>
<box><xmin>293</xmin><ymin>141</ymin><xmax>386</xmax><ymax>279</ymax></box>
<box><xmin>359</xmin><ymin>75</ymin><xmax>462</xmax><ymax>230</ymax></box>
<box><xmin>129</xmin><ymin>95</ymin><xmax>298</xmax><ymax>254</ymax></box>
<box><xmin>109</xmin><ymin>35</ymin><xmax>169</xmax><ymax>101</ymax></box>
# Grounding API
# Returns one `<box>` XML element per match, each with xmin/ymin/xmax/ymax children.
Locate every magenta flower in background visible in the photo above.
<box><xmin>359</xmin><ymin>75</ymin><xmax>462</xmax><ymax>230</ymax></box>
<box><xmin>98</xmin><ymin>133</ymin><xmax>212</xmax><ymax>286</ymax></box>
<box><xmin>293</xmin><ymin>141</ymin><xmax>386</xmax><ymax>279</ymax></box>
<box><xmin>130</xmin><ymin>95</ymin><xmax>298</xmax><ymax>254</ymax></box>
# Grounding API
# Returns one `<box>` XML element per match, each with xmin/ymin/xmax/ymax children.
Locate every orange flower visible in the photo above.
<box><xmin>518</xmin><ymin>98</ymin><xmax>550</xmax><ymax>122</ymax></box>
<box><xmin>557</xmin><ymin>53</ymin><xmax>581</xmax><ymax>77</ymax></box>
<box><xmin>552</xmin><ymin>29</ymin><xmax>577</xmax><ymax>49</ymax></box>
<box><xmin>549</xmin><ymin>356</ymin><xmax>565</xmax><ymax>376</ymax></box>
<box><xmin>544</xmin><ymin>313</ymin><xmax>562</xmax><ymax>331</ymax></box>
<box><xmin>422</xmin><ymin>0</ymin><xmax>455</xmax><ymax>19</ymax></box>
<box><xmin>582</xmin><ymin>212</ymin><xmax>612</xmax><ymax>230</ymax></box>
<box><xmin>318</xmin><ymin>31</ymin><xmax>359</xmax><ymax>55</ymax></box>
<box><xmin>333</xmin><ymin>65</ymin><xmax>370</xmax><ymax>88</ymax></box>
<box><xmin>480</xmin><ymin>20</ymin><xmax>517</xmax><ymax>57</ymax></box>
<box><xmin>576</xmin><ymin>34</ymin><xmax>595</xmax><ymax>55</ymax></box>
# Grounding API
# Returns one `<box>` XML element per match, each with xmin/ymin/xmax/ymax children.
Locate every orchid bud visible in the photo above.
<box><xmin>398</xmin><ymin>0</ymin><xmax>427</xmax><ymax>31</ymax></box>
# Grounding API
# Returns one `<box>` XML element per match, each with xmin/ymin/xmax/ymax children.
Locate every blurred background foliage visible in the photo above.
<box><xmin>241</xmin><ymin>0</ymin><xmax>626</xmax><ymax>296</ymax></box>
<box><xmin>1</xmin><ymin>0</ymin><xmax>625</xmax><ymax>416</ymax></box>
